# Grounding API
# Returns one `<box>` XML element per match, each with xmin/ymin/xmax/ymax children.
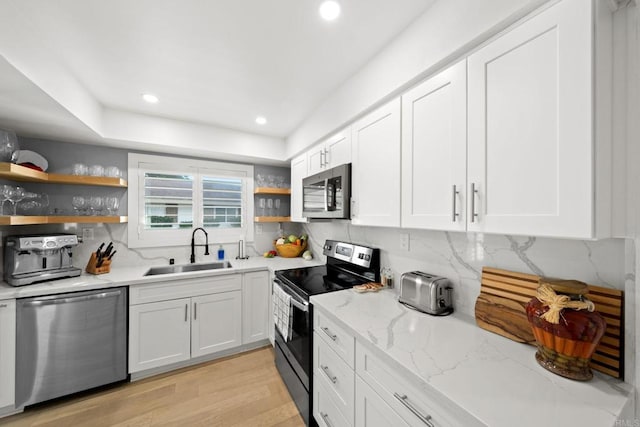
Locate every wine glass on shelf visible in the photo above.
<box><xmin>88</xmin><ymin>196</ymin><xmax>103</xmax><ymax>216</ymax></box>
<box><xmin>105</xmin><ymin>197</ymin><xmax>119</xmax><ymax>215</ymax></box>
<box><xmin>267</xmin><ymin>198</ymin><xmax>274</xmax><ymax>217</ymax></box>
<box><xmin>6</xmin><ymin>186</ymin><xmax>25</xmax><ymax>215</ymax></box>
<box><xmin>72</xmin><ymin>196</ymin><xmax>87</xmax><ymax>215</ymax></box>
<box><xmin>275</xmin><ymin>199</ymin><xmax>281</xmax><ymax>216</ymax></box>
<box><xmin>0</xmin><ymin>185</ymin><xmax>12</xmax><ymax>215</ymax></box>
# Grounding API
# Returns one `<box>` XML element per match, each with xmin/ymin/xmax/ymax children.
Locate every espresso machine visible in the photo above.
<box><xmin>4</xmin><ymin>234</ymin><xmax>82</xmax><ymax>286</ymax></box>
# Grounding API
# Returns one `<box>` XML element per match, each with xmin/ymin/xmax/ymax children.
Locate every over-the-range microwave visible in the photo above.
<box><xmin>302</xmin><ymin>163</ymin><xmax>350</xmax><ymax>219</ymax></box>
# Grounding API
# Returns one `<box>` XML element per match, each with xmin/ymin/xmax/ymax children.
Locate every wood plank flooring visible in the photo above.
<box><xmin>1</xmin><ymin>346</ymin><xmax>304</xmax><ymax>427</ymax></box>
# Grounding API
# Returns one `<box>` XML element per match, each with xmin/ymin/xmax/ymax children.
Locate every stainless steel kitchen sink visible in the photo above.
<box><xmin>143</xmin><ymin>261</ymin><xmax>233</xmax><ymax>276</ymax></box>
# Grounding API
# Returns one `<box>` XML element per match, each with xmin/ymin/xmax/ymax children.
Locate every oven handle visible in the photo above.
<box><xmin>273</xmin><ymin>278</ymin><xmax>309</xmax><ymax>312</ymax></box>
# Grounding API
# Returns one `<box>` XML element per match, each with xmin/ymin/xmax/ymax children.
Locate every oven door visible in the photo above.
<box><xmin>273</xmin><ymin>278</ymin><xmax>313</xmax><ymax>425</ymax></box>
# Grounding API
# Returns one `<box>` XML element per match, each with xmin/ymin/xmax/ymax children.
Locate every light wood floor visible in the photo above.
<box><xmin>1</xmin><ymin>346</ymin><xmax>305</xmax><ymax>427</ymax></box>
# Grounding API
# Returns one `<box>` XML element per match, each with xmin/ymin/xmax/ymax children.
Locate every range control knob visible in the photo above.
<box><xmin>438</xmin><ymin>299</ymin><xmax>447</xmax><ymax>308</ymax></box>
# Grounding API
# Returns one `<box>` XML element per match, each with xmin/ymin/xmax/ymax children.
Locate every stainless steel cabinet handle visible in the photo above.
<box><xmin>321</xmin><ymin>365</ymin><xmax>337</xmax><ymax>384</ymax></box>
<box><xmin>452</xmin><ymin>184</ymin><xmax>459</xmax><ymax>222</ymax></box>
<box><xmin>321</xmin><ymin>326</ymin><xmax>337</xmax><ymax>341</ymax></box>
<box><xmin>320</xmin><ymin>150</ymin><xmax>326</xmax><ymax>168</ymax></box>
<box><xmin>324</xmin><ymin>148</ymin><xmax>330</xmax><ymax>167</ymax></box>
<box><xmin>470</xmin><ymin>182</ymin><xmax>478</xmax><ymax>223</ymax></box>
<box><xmin>351</xmin><ymin>198</ymin><xmax>356</xmax><ymax>218</ymax></box>
<box><xmin>194</xmin><ymin>302</ymin><xmax>197</xmax><ymax>320</ymax></box>
<box><xmin>185</xmin><ymin>304</ymin><xmax>188</xmax><ymax>322</ymax></box>
<box><xmin>320</xmin><ymin>412</ymin><xmax>334</xmax><ymax>427</ymax></box>
<box><xmin>393</xmin><ymin>393</ymin><xmax>435</xmax><ymax>427</ymax></box>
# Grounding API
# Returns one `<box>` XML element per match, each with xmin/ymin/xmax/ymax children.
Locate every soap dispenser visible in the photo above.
<box><xmin>217</xmin><ymin>244</ymin><xmax>225</xmax><ymax>260</ymax></box>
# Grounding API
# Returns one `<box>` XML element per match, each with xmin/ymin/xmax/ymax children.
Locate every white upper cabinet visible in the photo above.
<box><xmin>290</xmin><ymin>153</ymin><xmax>308</xmax><ymax>223</ymax></box>
<box><xmin>401</xmin><ymin>60</ymin><xmax>467</xmax><ymax>231</ymax></box>
<box><xmin>467</xmin><ymin>0</ymin><xmax>596</xmax><ymax>238</ymax></box>
<box><xmin>351</xmin><ymin>98</ymin><xmax>402</xmax><ymax>227</ymax></box>
<box><xmin>308</xmin><ymin>129</ymin><xmax>352</xmax><ymax>176</ymax></box>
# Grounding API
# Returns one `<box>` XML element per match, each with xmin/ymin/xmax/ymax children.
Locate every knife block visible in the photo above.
<box><xmin>85</xmin><ymin>252</ymin><xmax>111</xmax><ymax>275</ymax></box>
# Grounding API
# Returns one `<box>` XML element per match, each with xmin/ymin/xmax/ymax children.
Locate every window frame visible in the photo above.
<box><xmin>128</xmin><ymin>153</ymin><xmax>254</xmax><ymax>249</ymax></box>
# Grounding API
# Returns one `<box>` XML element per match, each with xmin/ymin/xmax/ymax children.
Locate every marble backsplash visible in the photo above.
<box><xmin>301</xmin><ymin>221</ymin><xmax>629</xmax><ymax>317</ymax></box>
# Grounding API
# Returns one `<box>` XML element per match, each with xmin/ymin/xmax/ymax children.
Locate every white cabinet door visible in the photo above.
<box><xmin>401</xmin><ymin>60</ymin><xmax>467</xmax><ymax>231</ymax></box>
<box><xmin>290</xmin><ymin>153</ymin><xmax>308</xmax><ymax>223</ymax></box>
<box><xmin>242</xmin><ymin>270</ymin><xmax>270</xmax><ymax>345</ymax></box>
<box><xmin>355</xmin><ymin>376</ymin><xmax>409</xmax><ymax>427</ymax></box>
<box><xmin>191</xmin><ymin>291</ymin><xmax>242</xmax><ymax>358</ymax></box>
<box><xmin>0</xmin><ymin>300</ymin><xmax>15</xmax><ymax>409</ymax></box>
<box><xmin>129</xmin><ymin>298</ymin><xmax>191</xmax><ymax>373</ymax></box>
<box><xmin>308</xmin><ymin>129</ymin><xmax>352</xmax><ymax>176</ymax></box>
<box><xmin>351</xmin><ymin>98</ymin><xmax>401</xmax><ymax>227</ymax></box>
<box><xmin>467</xmin><ymin>0</ymin><xmax>593</xmax><ymax>238</ymax></box>
<box><xmin>325</xmin><ymin>129</ymin><xmax>351</xmax><ymax>168</ymax></box>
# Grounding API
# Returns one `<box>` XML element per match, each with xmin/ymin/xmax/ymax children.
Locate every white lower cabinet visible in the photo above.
<box><xmin>355</xmin><ymin>376</ymin><xmax>409</xmax><ymax>427</ymax></box>
<box><xmin>0</xmin><ymin>299</ymin><xmax>15</xmax><ymax>410</ymax></box>
<box><xmin>242</xmin><ymin>270</ymin><xmax>270</xmax><ymax>345</ymax></box>
<box><xmin>129</xmin><ymin>298</ymin><xmax>192</xmax><ymax>371</ymax></box>
<box><xmin>192</xmin><ymin>291</ymin><xmax>242</xmax><ymax>357</ymax></box>
<box><xmin>129</xmin><ymin>273</ymin><xmax>244</xmax><ymax>374</ymax></box>
<box><xmin>313</xmin><ymin>308</ymin><xmax>477</xmax><ymax>427</ymax></box>
<box><xmin>314</xmin><ymin>332</ymin><xmax>355</xmax><ymax>423</ymax></box>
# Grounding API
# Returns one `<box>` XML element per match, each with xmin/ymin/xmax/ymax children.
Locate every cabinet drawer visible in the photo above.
<box><xmin>314</xmin><ymin>373</ymin><xmax>352</xmax><ymax>427</ymax></box>
<box><xmin>355</xmin><ymin>376</ymin><xmax>410</xmax><ymax>427</ymax></box>
<box><xmin>356</xmin><ymin>342</ymin><xmax>479</xmax><ymax>427</ymax></box>
<box><xmin>130</xmin><ymin>274</ymin><xmax>241</xmax><ymax>304</ymax></box>
<box><xmin>314</xmin><ymin>332</ymin><xmax>355</xmax><ymax>423</ymax></box>
<box><xmin>314</xmin><ymin>308</ymin><xmax>355</xmax><ymax>368</ymax></box>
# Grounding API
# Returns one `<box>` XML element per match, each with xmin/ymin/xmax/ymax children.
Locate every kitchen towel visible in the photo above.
<box><xmin>273</xmin><ymin>282</ymin><xmax>293</xmax><ymax>341</ymax></box>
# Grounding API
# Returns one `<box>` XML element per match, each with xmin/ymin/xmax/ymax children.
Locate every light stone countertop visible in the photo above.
<box><xmin>0</xmin><ymin>256</ymin><xmax>323</xmax><ymax>300</ymax></box>
<box><xmin>310</xmin><ymin>289</ymin><xmax>634</xmax><ymax>427</ymax></box>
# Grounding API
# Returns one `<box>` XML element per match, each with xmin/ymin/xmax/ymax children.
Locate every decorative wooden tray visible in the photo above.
<box><xmin>475</xmin><ymin>267</ymin><xmax>624</xmax><ymax>379</ymax></box>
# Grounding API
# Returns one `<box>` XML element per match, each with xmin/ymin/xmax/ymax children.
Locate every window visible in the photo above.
<box><xmin>128</xmin><ymin>153</ymin><xmax>254</xmax><ymax>248</ymax></box>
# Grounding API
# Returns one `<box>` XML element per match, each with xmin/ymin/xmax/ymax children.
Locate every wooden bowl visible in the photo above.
<box><xmin>275</xmin><ymin>241</ymin><xmax>307</xmax><ymax>258</ymax></box>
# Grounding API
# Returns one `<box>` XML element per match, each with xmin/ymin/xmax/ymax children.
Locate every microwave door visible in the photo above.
<box><xmin>303</xmin><ymin>180</ymin><xmax>327</xmax><ymax>213</ymax></box>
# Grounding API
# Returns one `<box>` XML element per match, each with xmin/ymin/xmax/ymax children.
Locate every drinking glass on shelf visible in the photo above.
<box><xmin>276</xmin><ymin>176</ymin><xmax>285</xmax><ymax>188</ymax></box>
<box><xmin>258</xmin><ymin>197</ymin><xmax>266</xmax><ymax>216</ymax></box>
<box><xmin>275</xmin><ymin>199</ymin><xmax>281</xmax><ymax>216</ymax></box>
<box><xmin>88</xmin><ymin>196</ymin><xmax>103</xmax><ymax>216</ymax></box>
<box><xmin>267</xmin><ymin>175</ymin><xmax>276</xmax><ymax>187</ymax></box>
<box><xmin>105</xmin><ymin>196</ymin><xmax>119</xmax><ymax>215</ymax></box>
<box><xmin>72</xmin><ymin>163</ymin><xmax>88</xmax><ymax>176</ymax></box>
<box><xmin>72</xmin><ymin>196</ymin><xmax>87</xmax><ymax>215</ymax></box>
<box><xmin>6</xmin><ymin>186</ymin><xmax>25</xmax><ymax>215</ymax></box>
<box><xmin>89</xmin><ymin>165</ymin><xmax>104</xmax><ymax>176</ymax></box>
<box><xmin>105</xmin><ymin>166</ymin><xmax>120</xmax><ymax>178</ymax></box>
<box><xmin>267</xmin><ymin>198</ymin><xmax>274</xmax><ymax>216</ymax></box>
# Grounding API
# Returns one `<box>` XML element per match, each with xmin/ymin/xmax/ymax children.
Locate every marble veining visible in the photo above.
<box><xmin>311</xmin><ymin>289</ymin><xmax>634</xmax><ymax>427</ymax></box>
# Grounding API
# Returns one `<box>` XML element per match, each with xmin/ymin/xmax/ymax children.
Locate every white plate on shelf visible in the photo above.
<box><xmin>15</xmin><ymin>150</ymin><xmax>48</xmax><ymax>171</ymax></box>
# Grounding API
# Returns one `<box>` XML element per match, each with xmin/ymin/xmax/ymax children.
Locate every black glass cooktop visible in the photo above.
<box><xmin>276</xmin><ymin>265</ymin><xmax>370</xmax><ymax>299</ymax></box>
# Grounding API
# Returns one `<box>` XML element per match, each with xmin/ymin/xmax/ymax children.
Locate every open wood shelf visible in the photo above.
<box><xmin>0</xmin><ymin>215</ymin><xmax>128</xmax><ymax>225</ymax></box>
<box><xmin>0</xmin><ymin>163</ymin><xmax>128</xmax><ymax>187</ymax></box>
<box><xmin>254</xmin><ymin>187</ymin><xmax>291</xmax><ymax>195</ymax></box>
<box><xmin>254</xmin><ymin>216</ymin><xmax>291</xmax><ymax>223</ymax></box>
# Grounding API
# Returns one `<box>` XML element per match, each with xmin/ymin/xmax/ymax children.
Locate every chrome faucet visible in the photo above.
<box><xmin>190</xmin><ymin>227</ymin><xmax>209</xmax><ymax>263</ymax></box>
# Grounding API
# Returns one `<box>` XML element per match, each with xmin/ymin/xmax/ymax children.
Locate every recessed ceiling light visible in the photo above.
<box><xmin>319</xmin><ymin>1</ymin><xmax>341</xmax><ymax>21</ymax></box>
<box><xmin>255</xmin><ymin>116</ymin><xmax>267</xmax><ymax>125</ymax></box>
<box><xmin>142</xmin><ymin>93</ymin><xmax>159</xmax><ymax>104</ymax></box>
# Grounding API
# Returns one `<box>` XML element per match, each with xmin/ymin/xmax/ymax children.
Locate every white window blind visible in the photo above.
<box><xmin>128</xmin><ymin>153</ymin><xmax>254</xmax><ymax>248</ymax></box>
<box><xmin>144</xmin><ymin>173</ymin><xmax>194</xmax><ymax>229</ymax></box>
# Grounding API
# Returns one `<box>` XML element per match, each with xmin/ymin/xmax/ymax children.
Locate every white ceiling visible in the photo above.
<box><xmin>0</xmin><ymin>0</ymin><xmax>435</xmax><ymax>142</ymax></box>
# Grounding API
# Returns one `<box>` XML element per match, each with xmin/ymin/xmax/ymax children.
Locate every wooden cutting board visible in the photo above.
<box><xmin>475</xmin><ymin>267</ymin><xmax>624</xmax><ymax>379</ymax></box>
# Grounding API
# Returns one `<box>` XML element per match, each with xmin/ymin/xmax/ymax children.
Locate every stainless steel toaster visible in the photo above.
<box><xmin>399</xmin><ymin>271</ymin><xmax>453</xmax><ymax>315</ymax></box>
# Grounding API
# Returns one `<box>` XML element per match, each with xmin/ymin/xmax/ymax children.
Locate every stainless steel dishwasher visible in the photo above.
<box><xmin>16</xmin><ymin>287</ymin><xmax>128</xmax><ymax>407</ymax></box>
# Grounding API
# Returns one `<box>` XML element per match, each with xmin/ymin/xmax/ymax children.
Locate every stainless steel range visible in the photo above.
<box><xmin>273</xmin><ymin>240</ymin><xmax>380</xmax><ymax>426</ymax></box>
